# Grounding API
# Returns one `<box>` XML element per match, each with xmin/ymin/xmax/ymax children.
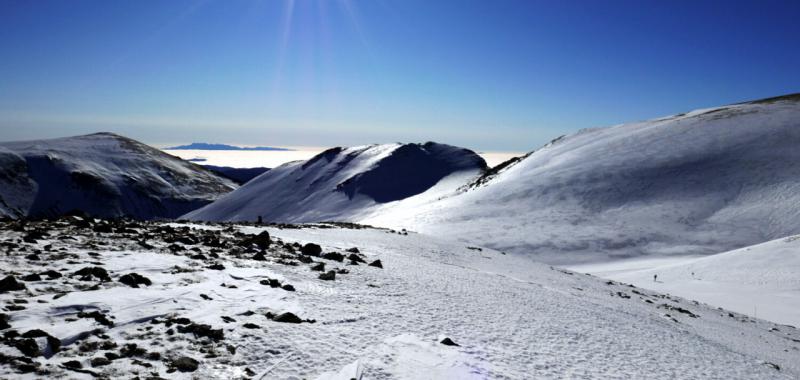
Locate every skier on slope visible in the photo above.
<box><xmin>653</xmin><ymin>274</ymin><xmax>658</xmax><ymax>282</ymax></box>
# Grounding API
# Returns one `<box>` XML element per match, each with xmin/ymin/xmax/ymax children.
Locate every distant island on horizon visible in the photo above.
<box><xmin>165</xmin><ymin>142</ymin><xmax>293</xmax><ymax>151</ymax></box>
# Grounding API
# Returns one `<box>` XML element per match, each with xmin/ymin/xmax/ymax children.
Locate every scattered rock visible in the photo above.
<box><xmin>347</xmin><ymin>253</ymin><xmax>366</xmax><ymax>264</ymax></box>
<box><xmin>322</xmin><ymin>252</ymin><xmax>344</xmax><ymax>262</ymax></box>
<box><xmin>259</xmin><ymin>278</ymin><xmax>282</xmax><ymax>288</ymax></box>
<box><xmin>300</xmin><ymin>243</ymin><xmax>322</xmax><ymax>257</ymax></box>
<box><xmin>368</xmin><ymin>260</ymin><xmax>383</xmax><ymax>268</ymax></box>
<box><xmin>73</xmin><ymin>267</ymin><xmax>111</xmax><ymax>282</ymax></box>
<box><xmin>658</xmin><ymin>304</ymin><xmax>699</xmax><ymax>318</ymax></box>
<box><xmin>40</xmin><ymin>270</ymin><xmax>62</xmax><ymax>280</ymax></box>
<box><xmin>171</xmin><ymin>356</ymin><xmax>199</xmax><ymax>372</ymax></box>
<box><xmin>252</xmin><ymin>252</ymin><xmax>267</xmax><ymax>261</ymax></box>
<box><xmin>206</xmin><ymin>263</ymin><xmax>226</xmax><ymax>271</ymax></box>
<box><xmin>120</xmin><ymin>343</ymin><xmax>147</xmax><ymax>357</ymax></box>
<box><xmin>282</xmin><ymin>284</ymin><xmax>295</xmax><ymax>292</ymax></box>
<box><xmin>239</xmin><ymin>231</ymin><xmax>271</xmax><ymax>249</ymax></box>
<box><xmin>62</xmin><ymin>360</ymin><xmax>82</xmax><ymax>369</ymax></box>
<box><xmin>0</xmin><ymin>276</ymin><xmax>26</xmax><ymax>293</ymax></box>
<box><xmin>310</xmin><ymin>262</ymin><xmax>326</xmax><ymax>272</ymax></box>
<box><xmin>13</xmin><ymin>339</ymin><xmax>41</xmax><ymax>357</ymax></box>
<box><xmin>242</xmin><ymin>323</ymin><xmax>260</xmax><ymax>329</ymax></box>
<box><xmin>318</xmin><ymin>271</ymin><xmax>336</xmax><ymax>281</ymax></box>
<box><xmin>271</xmin><ymin>312</ymin><xmax>303</xmax><ymax>324</ymax></box>
<box><xmin>90</xmin><ymin>357</ymin><xmax>111</xmax><ymax>367</ymax></box>
<box><xmin>20</xmin><ymin>273</ymin><xmax>41</xmax><ymax>282</ymax></box>
<box><xmin>119</xmin><ymin>273</ymin><xmax>152</xmax><ymax>288</ymax></box>
<box><xmin>77</xmin><ymin>311</ymin><xmax>114</xmax><ymax>327</ymax></box>
<box><xmin>440</xmin><ymin>337</ymin><xmax>460</xmax><ymax>347</ymax></box>
<box><xmin>176</xmin><ymin>323</ymin><xmax>224</xmax><ymax>342</ymax></box>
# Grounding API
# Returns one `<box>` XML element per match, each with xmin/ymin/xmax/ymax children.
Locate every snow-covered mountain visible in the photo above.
<box><xmin>184</xmin><ymin>142</ymin><xmax>487</xmax><ymax>222</ymax></box>
<box><xmin>360</xmin><ymin>94</ymin><xmax>800</xmax><ymax>264</ymax></box>
<box><xmin>185</xmin><ymin>95</ymin><xmax>800</xmax><ymax>266</ymax></box>
<box><xmin>0</xmin><ymin>133</ymin><xmax>237</xmax><ymax>219</ymax></box>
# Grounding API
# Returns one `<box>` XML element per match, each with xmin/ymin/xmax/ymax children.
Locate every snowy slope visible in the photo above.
<box><xmin>0</xmin><ymin>147</ymin><xmax>36</xmax><ymax>218</ymax></box>
<box><xmin>570</xmin><ymin>234</ymin><xmax>800</xmax><ymax>327</ymax></box>
<box><xmin>0</xmin><ymin>133</ymin><xmax>237</xmax><ymax>219</ymax></box>
<box><xmin>0</xmin><ymin>219</ymin><xmax>797</xmax><ymax>379</ymax></box>
<box><xmin>362</xmin><ymin>94</ymin><xmax>800</xmax><ymax>264</ymax></box>
<box><xmin>184</xmin><ymin>142</ymin><xmax>487</xmax><ymax>222</ymax></box>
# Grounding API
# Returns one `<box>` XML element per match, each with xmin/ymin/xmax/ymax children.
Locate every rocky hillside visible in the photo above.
<box><xmin>0</xmin><ymin>133</ymin><xmax>237</xmax><ymax>220</ymax></box>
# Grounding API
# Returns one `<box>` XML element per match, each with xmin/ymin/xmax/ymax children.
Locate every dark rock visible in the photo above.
<box><xmin>24</xmin><ymin>254</ymin><xmax>40</xmax><ymax>261</ymax></box>
<box><xmin>322</xmin><ymin>252</ymin><xmax>344</xmax><ymax>262</ymax></box>
<box><xmin>77</xmin><ymin>311</ymin><xmax>114</xmax><ymax>327</ymax></box>
<box><xmin>242</xmin><ymin>323</ymin><xmax>260</xmax><ymax>329</ymax></box>
<box><xmin>20</xmin><ymin>273</ymin><xmax>42</xmax><ymax>282</ymax></box>
<box><xmin>318</xmin><ymin>271</ymin><xmax>336</xmax><ymax>281</ymax></box>
<box><xmin>120</xmin><ymin>343</ymin><xmax>147</xmax><ymax>357</ymax></box>
<box><xmin>347</xmin><ymin>253</ymin><xmax>366</xmax><ymax>263</ymax></box>
<box><xmin>0</xmin><ymin>276</ymin><xmax>26</xmax><ymax>293</ymax></box>
<box><xmin>13</xmin><ymin>338</ymin><xmax>40</xmax><ymax>357</ymax></box>
<box><xmin>300</xmin><ymin>243</ymin><xmax>322</xmax><ymax>257</ymax></box>
<box><xmin>119</xmin><ymin>273</ymin><xmax>152</xmax><ymax>288</ymax></box>
<box><xmin>337</xmin><ymin>268</ymin><xmax>349</xmax><ymax>274</ymax></box>
<box><xmin>297</xmin><ymin>255</ymin><xmax>313</xmax><ymax>264</ymax></box>
<box><xmin>104</xmin><ymin>352</ymin><xmax>120</xmax><ymax>360</ymax></box>
<box><xmin>368</xmin><ymin>260</ymin><xmax>383</xmax><ymax>268</ymax></box>
<box><xmin>172</xmin><ymin>356</ymin><xmax>199</xmax><ymax>372</ymax></box>
<box><xmin>62</xmin><ymin>360</ymin><xmax>82</xmax><ymax>369</ymax></box>
<box><xmin>73</xmin><ymin>267</ymin><xmax>111</xmax><ymax>282</ymax></box>
<box><xmin>190</xmin><ymin>253</ymin><xmax>208</xmax><ymax>260</ymax></box>
<box><xmin>440</xmin><ymin>337</ymin><xmax>460</xmax><ymax>347</ymax></box>
<box><xmin>346</xmin><ymin>247</ymin><xmax>360</xmax><ymax>253</ymax></box>
<box><xmin>258</xmin><ymin>278</ymin><xmax>282</xmax><ymax>288</ymax></box>
<box><xmin>658</xmin><ymin>304</ymin><xmax>699</xmax><ymax>318</ymax></box>
<box><xmin>272</xmin><ymin>312</ymin><xmax>303</xmax><ymax>324</ymax></box>
<box><xmin>282</xmin><ymin>284</ymin><xmax>295</xmax><ymax>292</ymax></box>
<box><xmin>90</xmin><ymin>357</ymin><xmax>111</xmax><ymax>367</ymax></box>
<box><xmin>176</xmin><ymin>323</ymin><xmax>224</xmax><ymax>342</ymax></box>
<box><xmin>200</xmin><ymin>294</ymin><xmax>213</xmax><ymax>300</ymax></box>
<box><xmin>0</xmin><ymin>314</ymin><xmax>9</xmax><ymax>330</ymax></box>
<box><xmin>40</xmin><ymin>270</ymin><xmax>62</xmax><ymax>280</ymax></box>
<box><xmin>92</xmin><ymin>223</ymin><xmax>113</xmax><ymax>234</ymax></box>
<box><xmin>310</xmin><ymin>262</ymin><xmax>325</xmax><ymax>272</ymax></box>
<box><xmin>221</xmin><ymin>316</ymin><xmax>236</xmax><ymax>323</ymax></box>
<box><xmin>20</xmin><ymin>330</ymin><xmax>60</xmax><ymax>356</ymax></box>
<box><xmin>206</xmin><ymin>263</ymin><xmax>225</xmax><ymax>271</ymax></box>
<box><xmin>252</xmin><ymin>252</ymin><xmax>267</xmax><ymax>261</ymax></box>
<box><xmin>239</xmin><ymin>231</ymin><xmax>271</xmax><ymax>249</ymax></box>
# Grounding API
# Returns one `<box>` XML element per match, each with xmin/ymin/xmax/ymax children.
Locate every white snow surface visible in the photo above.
<box><xmin>1</xmin><ymin>221</ymin><xmax>798</xmax><ymax>379</ymax></box>
<box><xmin>184</xmin><ymin>142</ymin><xmax>487</xmax><ymax>223</ymax></box>
<box><xmin>0</xmin><ymin>133</ymin><xmax>237</xmax><ymax>219</ymax></box>
<box><xmin>570</xmin><ymin>233</ymin><xmax>800</xmax><ymax>327</ymax></box>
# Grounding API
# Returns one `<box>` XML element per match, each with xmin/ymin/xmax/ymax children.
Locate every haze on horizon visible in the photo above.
<box><xmin>1</xmin><ymin>0</ymin><xmax>799</xmax><ymax>151</ymax></box>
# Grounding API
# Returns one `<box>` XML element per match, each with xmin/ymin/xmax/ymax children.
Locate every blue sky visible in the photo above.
<box><xmin>1</xmin><ymin>0</ymin><xmax>799</xmax><ymax>151</ymax></box>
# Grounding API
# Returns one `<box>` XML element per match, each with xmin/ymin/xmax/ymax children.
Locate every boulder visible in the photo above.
<box><xmin>300</xmin><ymin>243</ymin><xmax>322</xmax><ymax>257</ymax></box>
